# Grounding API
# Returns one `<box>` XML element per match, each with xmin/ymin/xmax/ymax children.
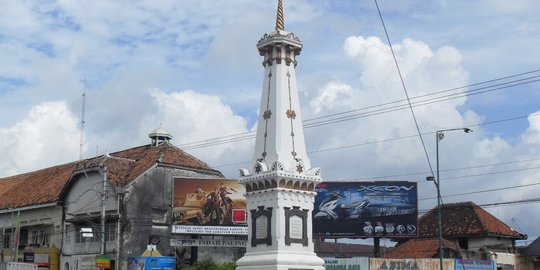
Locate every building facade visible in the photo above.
<box><xmin>1</xmin><ymin>128</ymin><xmax>244</xmax><ymax>270</ymax></box>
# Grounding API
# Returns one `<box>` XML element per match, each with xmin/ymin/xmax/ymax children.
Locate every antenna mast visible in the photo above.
<box><xmin>79</xmin><ymin>79</ymin><xmax>87</xmax><ymax>160</ymax></box>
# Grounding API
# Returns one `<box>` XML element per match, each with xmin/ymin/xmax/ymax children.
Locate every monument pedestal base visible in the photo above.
<box><xmin>236</xmin><ymin>250</ymin><xmax>325</xmax><ymax>270</ymax></box>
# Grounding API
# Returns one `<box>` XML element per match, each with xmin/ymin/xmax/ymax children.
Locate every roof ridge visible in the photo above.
<box><xmin>166</xmin><ymin>143</ymin><xmax>212</xmax><ymax>168</ymax></box>
<box><xmin>470</xmin><ymin>202</ymin><xmax>512</xmax><ymax>235</ymax></box>
<box><xmin>0</xmin><ymin>161</ymin><xmax>79</xmax><ymax>181</ymax></box>
<box><xmin>0</xmin><ymin>145</ymin><xmax>151</xmax><ymax>180</ymax></box>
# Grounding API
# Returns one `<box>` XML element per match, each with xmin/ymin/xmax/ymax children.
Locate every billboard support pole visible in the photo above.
<box><xmin>374</xmin><ymin>238</ymin><xmax>380</xmax><ymax>258</ymax></box>
<box><xmin>190</xmin><ymin>235</ymin><xmax>198</xmax><ymax>264</ymax></box>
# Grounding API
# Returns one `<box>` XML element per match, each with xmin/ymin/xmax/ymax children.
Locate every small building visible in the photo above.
<box><xmin>517</xmin><ymin>236</ymin><xmax>540</xmax><ymax>270</ymax></box>
<box><xmin>394</xmin><ymin>201</ymin><xmax>526</xmax><ymax>269</ymax></box>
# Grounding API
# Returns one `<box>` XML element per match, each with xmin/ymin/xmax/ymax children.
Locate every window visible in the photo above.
<box><xmin>106</xmin><ymin>223</ymin><xmax>117</xmax><ymax>242</ymax></box>
<box><xmin>75</xmin><ymin>227</ymin><xmax>82</xmax><ymax>244</ymax></box>
<box><xmin>31</xmin><ymin>231</ymin><xmax>38</xmax><ymax>245</ymax></box>
<box><xmin>74</xmin><ymin>223</ymin><xmax>116</xmax><ymax>243</ymax></box>
<box><xmin>40</xmin><ymin>229</ymin><xmax>50</xmax><ymax>246</ymax></box>
<box><xmin>2</xmin><ymin>234</ymin><xmax>10</xmax><ymax>249</ymax></box>
<box><xmin>458</xmin><ymin>237</ymin><xmax>468</xmax><ymax>250</ymax></box>
<box><xmin>19</xmin><ymin>228</ymin><xmax>28</xmax><ymax>246</ymax></box>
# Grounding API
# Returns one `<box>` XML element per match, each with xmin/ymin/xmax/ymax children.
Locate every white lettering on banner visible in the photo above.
<box><xmin>356</xmin><ymin>185</ymin><xmax>415</xmax><ymax>192</ymax></box>
<box><xmin>172</xmin><ymin>225</ymin><xmax>248</xmax><ymax>235</ymax></box>
<box><xmin>170</xmin><ymin>239</ymin><xmax>247</xmax><ymax>247</ymax></box>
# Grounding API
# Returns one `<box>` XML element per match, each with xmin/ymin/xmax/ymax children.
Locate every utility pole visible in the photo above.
<box><xmin>100</xmin><ymin>165</ymin><xmax>108</xmax><ymax>255</ymax></box>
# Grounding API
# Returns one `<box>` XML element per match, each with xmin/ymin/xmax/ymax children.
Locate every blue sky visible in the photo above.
<box><xmin>1</xmin><ymin>0</ymin><xmax>539</xmax><ymax>243</ymax></box>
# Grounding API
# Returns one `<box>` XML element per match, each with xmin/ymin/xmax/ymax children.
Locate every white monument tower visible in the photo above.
<box><xmin>236</xmin><ymin>1</ymin><xmax>325</xmax><ymax>269</ymax></box>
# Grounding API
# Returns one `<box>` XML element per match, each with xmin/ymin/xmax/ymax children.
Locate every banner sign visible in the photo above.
<box><xmin>128</xmin><ymin>257</ymin><xmax>175</xmax><ymax>270</ymax></box>
<box><xmin>172</xmin><ymin>178</ymin><xmax>247</xmax><ymax>233</ymax></box>
<box><xmin>23</xmin><ymin>253</ymin><xmax>34</xmax><ymax>263</ymax></box>
<box><xmin>170</xmin><ymin>239</ymin><xmax>247</xmax><ymax>247</ymax></box>
<box><xmin>455</xmin><ymin>259</ymin><xmax>495</xmax><ymax>270</ymax></box>
<box><xmin>370</xmin><ymin>258</ymin><xmax>454</xmax><ymax>270</ymax></box>
<box><xmin>323</xmin><ymin>257</ymin><xmax>369</xmax><ymax>270</ymax></box>
<box><xmin>172</xmin><ymin>225</ymin><xmax>247</xmax><ymax>235</ymax></box>
<box><xmin>95</xmin><ymin>255</ymin><xmax>111</xmax><ymax>269</ymax></box>
<box><xmin>313</xmin><ymin>181</ymin><xmax>418</xmax><ymax>238</ymax></box>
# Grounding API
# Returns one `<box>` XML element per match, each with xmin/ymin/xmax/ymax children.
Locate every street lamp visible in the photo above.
<box><xmin>427</xmin><ymin>127</ymin><xmax>472</xmax><ymax>270</ymax></box>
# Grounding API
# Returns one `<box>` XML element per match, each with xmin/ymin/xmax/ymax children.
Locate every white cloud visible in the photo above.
<box><xmin>140</xmin><ymin>89</ymin><xmax>252</xmax><ymax>175</ymax></box>
<box><xmin>522</xmin><ymin>111</ymin><xmax>540</xmax><ymax>144</ymax></box>
<box><xmin>310</xmin><ymin>81</ymin><xmax>353</xmax><ymax>114</ymax></box>
<box><xmin>0</xmin><ymin>101</ymin><xmax>80</xmax><ymax>177</ymax></box>
<box><xmin>1</xmin><ymin>0</ymin><xmax>539</xmax><ymax>240</ymax></box>
<box><xmin>302</xmin><ymin>35</ymin><xmax>540</xmax><ymax>241</ymax></box>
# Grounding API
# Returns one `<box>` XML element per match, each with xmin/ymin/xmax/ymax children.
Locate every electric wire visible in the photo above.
<box><xmin>417</xmin><ymin>197</ymin><xmax>540</xmax><ymax>214</ymax></box>
<box><xmin>178</xmin><ymin>74</ymin><xmax>540</xmax><ymax>150</ymax></box>
<box><xmin>419</xmin><ymin>181</ymin><xmax>540</xmax><ymax>201</ymax></box>
<box><xmin>377</xmin><ymin>0</ymin><xmax>433</xmax><ymax>179</ymax></box>
<box><xmin>210</xmin><ymin>112</ymin><xmax>540</xmax><ymax>169</ymax></box>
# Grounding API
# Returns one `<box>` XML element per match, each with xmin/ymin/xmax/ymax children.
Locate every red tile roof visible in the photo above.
<box><xmin>387</xmin><ymin>238</ymin><xmax>457</xmax><ymax>259</ymax></box>
<box><xmin>418</xmin><ymin>201</ymin><xmax>525</xmax><ymax>239</ymax></box>
<box><xmin>0</xmin><ymin>143</ymin><xmax>219</xmax><ymax>210</ymax></box>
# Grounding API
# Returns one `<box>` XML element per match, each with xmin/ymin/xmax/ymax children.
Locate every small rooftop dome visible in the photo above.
<box><xmin>149</xmin><ymin>127</ymin><xmax>173</xmax><ymax>146</ymax></box>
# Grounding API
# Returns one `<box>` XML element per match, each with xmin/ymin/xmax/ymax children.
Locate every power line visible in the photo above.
<box><xmin>374</xmin><ymin>0</ymin><xmax>435</xmax><ymax>178</ymax></box>
<box><xmin>210</xmin><ymin>113</ymin><xmax>540</xmax><ymax>169</ymax></box>
<box><xmin>355</xmin><ymin>156</ymin><xmax>540</xmax><ymax>181</ymax></box>
<box><xmin>417</xmin><ymin>197</ymin><xmax>540</xmax><ymax>214</ymax></box>
<box><xmin>302</xmin><ymin>77</ymin><xmax>540</xmax><ymax>129</ymax></box>
<box><xmin>303</xmin><ymin>72</ymin><xmax>540</xmax><ymax>124</ymax></box>
<box><xmin>179</xmin><ymin>72</ymin><xmax>540</xmax><ymax>151</ymax></box>
<box><xmin>419</xmin><ymin>181</ymin><xmax>540</xmax><ymax>201</ymax></box>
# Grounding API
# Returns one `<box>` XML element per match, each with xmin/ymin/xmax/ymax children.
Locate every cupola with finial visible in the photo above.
<box><xmin>148</xmin><ymin>127</ymin><xmax>172</xmax><ymax>147</ymax></box>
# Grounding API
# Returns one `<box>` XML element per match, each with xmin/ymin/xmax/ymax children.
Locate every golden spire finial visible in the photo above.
<box><xmin>275</xmin><ymin>0</ymin><xmax>284</xmax><ymax>31</ymax></box>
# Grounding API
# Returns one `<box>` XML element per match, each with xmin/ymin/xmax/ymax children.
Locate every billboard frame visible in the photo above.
<box><xmin>171</xmin><ymin>177</ymin><xmax>247</xmax><ymax>235</ymax></box>
<box><xmin>313</xmin><ymin>181</ymin><xmax>418</xmax><ymax>238</ymax></box>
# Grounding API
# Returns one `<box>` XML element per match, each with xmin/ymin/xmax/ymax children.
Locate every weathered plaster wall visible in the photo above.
<box><xmin>119</xmin><ymin>165</ymin><xmax>236</xmax><ymax>269</ymax></box>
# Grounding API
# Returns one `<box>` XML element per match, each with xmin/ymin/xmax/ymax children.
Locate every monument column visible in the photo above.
<box><xmin>236</xmin><ymin>1</ymin><xmax>325</xmax><ymax>269</ymax></box>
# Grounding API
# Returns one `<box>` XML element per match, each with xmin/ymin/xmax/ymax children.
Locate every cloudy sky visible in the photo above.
<box><xmin>1</xmin><ymin>1</ymin><xmax>539</xmax><ymax>243</ymax></box>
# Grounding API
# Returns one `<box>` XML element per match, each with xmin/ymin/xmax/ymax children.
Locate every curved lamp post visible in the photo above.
<box><xmin>427</xmin><ymin>127</ymin><xmax>473</xmax><ymax>270</ymax></box>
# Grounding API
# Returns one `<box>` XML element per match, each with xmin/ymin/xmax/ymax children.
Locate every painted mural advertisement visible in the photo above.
<box><xmin>172</xmin><ymin>178</ymin><xmax>247</xmax><ymax>235</ymax></box>
<box><xmin>313</xmin><ymin>181</ymin><xmax>418</xmax><ymax>238</ymax></box>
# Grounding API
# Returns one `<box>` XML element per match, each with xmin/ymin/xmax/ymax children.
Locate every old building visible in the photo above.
<box><xmin>517</xmin><ymin>236</ymin><xmax>540</xmax><ymax>270</ymax></box>
<box><xmin>0</xmin><ymin>164</ymin><xmax>65</xmax><ymax>269</ymax></box>
<box><xmin>393</xmin><ymin>201</ymin><xmax>526</xmax><ymax>269</ymax></box>
<box><xmin>0</xmin><ymin>128</ymin><xmax>238</xmax><ymax>270</ymax></box>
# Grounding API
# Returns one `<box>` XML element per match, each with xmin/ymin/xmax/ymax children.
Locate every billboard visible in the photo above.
<box><xmin>313</xmin><ymin>181</ymin><xmax>418</xmax><ymax>238</ymax></box>
<box><xmin>455</xmin><ymin>259</ymin><xmax>495</xmax><ymax>270</ymax></box>
<box><xmin>127</xmin><ymin>257</ymin><xmax>175</xmax><ymax>270</ymax></box>
<box><xmin>172</xmin><ymin>178</ymin><xmax>247</xmax><ymax>235</ymax></box>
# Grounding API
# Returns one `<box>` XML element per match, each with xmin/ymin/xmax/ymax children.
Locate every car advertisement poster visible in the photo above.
<box><xmin>313</xmin><ymin>181</ymin><xmax>418</xmax><ymax>238</ymax></box>
<box><xmin>172</xmin><ymin>178</ymin><xmax>247</xmax><ymax>235</ymax></box>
